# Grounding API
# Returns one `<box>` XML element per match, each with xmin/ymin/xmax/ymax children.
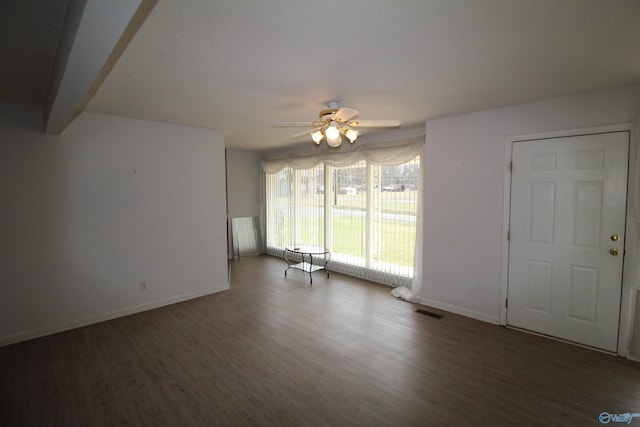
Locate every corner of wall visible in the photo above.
<box><xmin>420</xmin><ymin>297</ymin><xmax>500</xmax><ymax>325</ymax></box>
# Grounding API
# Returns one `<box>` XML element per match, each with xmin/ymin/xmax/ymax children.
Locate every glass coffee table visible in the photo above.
<box><xmin>284</xmin><ymin>245</ymin><xmax>331</xmax><ymax>284</ymax></box>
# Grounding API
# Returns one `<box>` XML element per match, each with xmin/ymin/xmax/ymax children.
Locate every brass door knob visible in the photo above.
<box><xmin>610</xmin><ymin>248</ymin><xmax>619</xmax><ymax>256</ymax></box>
<box><xmin>611</xmin><ymin>234</ymin><xmax>620</xmax><ymax>242</ymax></box>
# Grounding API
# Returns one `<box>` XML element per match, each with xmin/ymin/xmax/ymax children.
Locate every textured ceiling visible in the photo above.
<box><xmin>2</xmin><ymin>1</ymin><xmax>640</xmax><ymax>151</ymax></box>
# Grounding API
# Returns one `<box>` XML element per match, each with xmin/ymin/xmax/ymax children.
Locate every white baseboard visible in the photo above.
<box><xmin>0</xmin><ymin>283</ymin><xmax>229</xmax><ymax>347</ymax></box>
<box><xmin>420</xmin><ymin>297</ymin><xmax>500</xmax><ymax>325</ymax></box>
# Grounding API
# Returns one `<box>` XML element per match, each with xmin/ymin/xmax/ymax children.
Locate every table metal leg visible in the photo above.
<box><xmin>284</xmin><ymin>249</ymin><xmax>292</xmax><ymax>277</ymax></box>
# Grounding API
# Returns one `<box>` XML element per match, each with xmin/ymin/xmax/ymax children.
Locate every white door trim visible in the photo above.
<box><xmin>500</xmin><ymin>123</ymin><xmax>633</xmax><ymax>355</ymax></box>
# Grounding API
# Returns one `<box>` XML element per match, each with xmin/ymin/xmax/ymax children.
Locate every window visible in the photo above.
<box><xmin>265</xmin><ymin>164</ymin><xmax>325</xmax><ymax>250</ymax></box>
<box><xmin>264</xmin><ymin>141</ymin><xmax>423</xmax><ymax>288</ymax></box>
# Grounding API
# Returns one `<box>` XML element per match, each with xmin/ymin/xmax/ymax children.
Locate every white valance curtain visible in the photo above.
<box><xmin>262</xmin><ymin>136</ymin><xmax>425</xmax><ymax>300</ymax></box>
<box><xmin>262</xmin><ymin>137</ymin><xmax>425</xmax><ymax>173</ymax></box>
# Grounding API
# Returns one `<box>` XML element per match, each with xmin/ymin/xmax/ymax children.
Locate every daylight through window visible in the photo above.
<box><xmin>264</xmin><ymin>144</ymin><xmax>421</xmax><ymax>287</ymax></box>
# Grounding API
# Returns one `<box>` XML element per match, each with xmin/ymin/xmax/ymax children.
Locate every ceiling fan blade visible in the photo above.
<box><xmin>272</xmin><ymin>121</ymin><xmax>316</xmax><ymax>128</ymax></box>
<box><xmin>289</xmin><ymin>128</ymin><xmax>316</xmax><ymax>139</ymax></box>
<box><xmin>333</xmin><ymin>108</ymin><xmax>359</xmax><ymax>123</ymax></box>
<box><xmin>348</xmin><ymin>119</ymin><xmax>401</xmax><ymax>128</ymax></box>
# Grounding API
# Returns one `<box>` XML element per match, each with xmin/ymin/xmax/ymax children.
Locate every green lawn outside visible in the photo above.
<box><xmin>281</xmin><ymin>213</ymin><xmax>416</xmax><ymax>267</ymax></box>
<box><xmin>332</xmin><ymin>216</ymin><xmax>416</xmax><ymax>267</ymax></box>
<box><xmin>299</xmin><ymin>190</ymin><xmax>418</xmax><ymax>215</ymax></box>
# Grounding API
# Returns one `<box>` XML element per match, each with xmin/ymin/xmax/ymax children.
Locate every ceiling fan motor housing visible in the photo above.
<box><xmin>319</xmin><ymin>109</ymin><xmax>338</xmax><ymax>122</ymax></box>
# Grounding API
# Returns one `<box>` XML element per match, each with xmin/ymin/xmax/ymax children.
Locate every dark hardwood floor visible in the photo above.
<box><xmin>1</xmin><ymin>255</ymin><xmax>639</xmax><ymax>426</ymax></box>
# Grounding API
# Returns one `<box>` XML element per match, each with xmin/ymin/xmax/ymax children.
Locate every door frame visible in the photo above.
<box><xmin>500</xmin><ymin>123</ymin><xmax>635</xmax><ymax>356</ymax></box>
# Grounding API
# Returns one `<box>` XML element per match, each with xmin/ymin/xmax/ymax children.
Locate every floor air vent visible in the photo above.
<box><xmin>415</xmin><ymin>309</ymin><xmax>443</xmax><ymax>319</ymax></box>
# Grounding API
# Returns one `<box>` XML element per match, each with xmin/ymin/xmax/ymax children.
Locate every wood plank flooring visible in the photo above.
<box><xmin>1</xmin><ymin>255</ymin><xmax>639</xmax><ymax>426</ymax></box>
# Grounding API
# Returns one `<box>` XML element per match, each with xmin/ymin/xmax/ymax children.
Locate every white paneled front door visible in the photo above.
<box><xmin>507</xmin><ymin>131</ymin><xmax>628</xmax><ymax>352</ymax></box>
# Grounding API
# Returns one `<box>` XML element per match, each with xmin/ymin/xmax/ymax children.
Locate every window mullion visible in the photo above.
<box><xmin>324</xmin><ymin>165</ymin><xmax>333</xmax><ymax>250</ymax></box>
<box><xmin>366</xmin><ymin>162</ymin><xmax>374</xmax><ymax>268</ymax></box>
<box><xmin>294</xmin><ymin>169</ymin><xmax>301</xmax><ymax>244</ymax></box>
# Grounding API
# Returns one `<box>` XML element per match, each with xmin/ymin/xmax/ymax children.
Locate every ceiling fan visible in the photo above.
<box><xmin>272</xmin><ymin>101</ymin><xmax>401</xmax><ymax>147</ymax></box>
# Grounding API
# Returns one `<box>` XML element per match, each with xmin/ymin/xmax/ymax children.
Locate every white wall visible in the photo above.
<box><xmin>421</xmin><ymin>86</ymin><xmax>640</xmax><ymax>325</ymax></box>
<box><xmin>226</xmin><ymin>148</ymin><xmax>261</xmax><ymax>218</ymax></box>
<box><xmin>225</xmin><ymin>148</ymin><xmax>262</xmax><ymax>257</ymax></box>
<box><xmin>0</xmin><ymin>103</ymin><xmax>229</xmax><ymax>345</ymax></box>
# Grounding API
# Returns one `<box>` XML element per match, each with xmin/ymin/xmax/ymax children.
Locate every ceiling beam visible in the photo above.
<box><xmin>44</xmin><ymin>0</ymin><xmax>144</xmax><ymax>135</ymax></box>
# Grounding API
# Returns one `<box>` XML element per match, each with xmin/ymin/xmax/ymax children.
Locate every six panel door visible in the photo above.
<box><xmin>507</xmin><ymin>131</ymin><xmax>628</xmax><ymax>352</ymax></box>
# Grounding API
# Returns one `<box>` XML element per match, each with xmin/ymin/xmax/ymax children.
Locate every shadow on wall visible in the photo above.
<box><xmin>0</xmin><ymin>128</ymin><xmax>76</xmax><ymax>336</ymax></box>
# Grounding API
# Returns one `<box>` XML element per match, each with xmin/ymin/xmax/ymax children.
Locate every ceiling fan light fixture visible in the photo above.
<box><xmin>311</xmin><ymin>130</ymin><xmax>324</xmax><ymax>144</ymax></box>
<box><xmin>277</xmin><ymin>102</ymin><xmax>400</xmax><ymax>148</ymax></box>
<box><xmin>326</xmin><ymin>134</ymin><xmax>342</xmax><ymax>147</ymax></box>
<box><xmin>325</xmin><ymin>121</ymin><xmax>340</xmax><ymax>140</ymax></box>
<box><xmin>345</xmin><ymin>128</ymin><xmax>358</xmax><ymax>143</ymax></box>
